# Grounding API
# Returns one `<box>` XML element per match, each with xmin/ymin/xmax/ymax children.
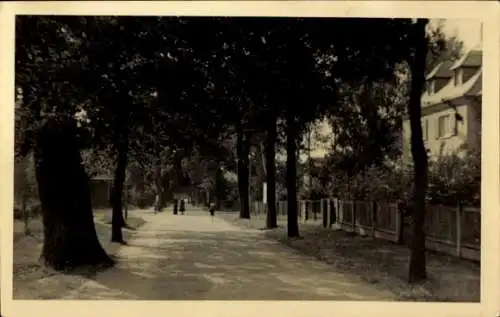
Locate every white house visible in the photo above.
<box><xmin>402</xmin><ymin>48</ymin><xmax>482</xmax><ymax>161</ymax></box>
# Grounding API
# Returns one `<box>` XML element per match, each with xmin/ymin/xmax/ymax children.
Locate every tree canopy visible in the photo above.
<box><xmin>15</xmin><ymin>16</ymin><xmax>460</xmax><ymax>282</ymax></box>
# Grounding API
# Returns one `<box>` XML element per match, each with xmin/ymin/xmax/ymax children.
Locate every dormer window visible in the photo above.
<box><xmin>427</xmin><ymin>80</ymin><xmax>435</xmax><ymax>95</ymax></box>
<box><xmin>453</xmin><ymin>68</ymin><xmax>463</xmax><ymax>86</ymax></box>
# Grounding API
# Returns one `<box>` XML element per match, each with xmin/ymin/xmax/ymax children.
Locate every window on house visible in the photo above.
<box><xmin>427</xmin><ymin>81</ymin><xmax>435</xmax><ymax>95</ymax></box>
<box><xmin>423</xmin><ymin>119</ymin><xmax>429</xmax><ymax>141</ymax></box>
<box><xmin>437</xmin><ymin>115</ymin><xmax>450</xmax><ymax>138</ymax></box>
<box><xmin>453</xmin><ymin>69</ymin><xmax>462</xmax><ymax>86</ymax></box>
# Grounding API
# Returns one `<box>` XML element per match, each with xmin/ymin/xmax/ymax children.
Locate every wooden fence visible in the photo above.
<box><xmin>250</xmin><ymin>199</ymin><xmax>480</xmax><ymax>261</ymax></box>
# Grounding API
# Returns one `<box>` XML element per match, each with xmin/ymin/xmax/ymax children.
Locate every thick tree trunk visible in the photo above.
<box><xmin>307</xmin><ymin>126</ymin><xmax>313</xmax><ymax>195</ymax></box>
<box><xmin>110</xmin><ymin>137</ymin><xmax>128</xmax><ymax>243</ymax></box>
<box><xmin>161</xmin><ymin>164</ymin><xmax>175</xmax><ymax>207</ymax></box>
<box><xmin>408</xmin><ymin>18</ymin><xmax>430</xmax><ymax>284</ymax></box>
<box><xmin>215</xmin><ymin>166</ymin><xmax>224</xmax><ymax>210</ymax></box>
<box><xmin>173</xmin><ymin>153</ymin><xmax>186</xmax><ymax>191</ymax></box>
<box><xmin>265</xmin><ymin>117</ymin><xmax>278</xmax><ymax>229</ymax></box>
<box><xmin>35</xmin><ymin>118</ymin><xmax>114</xmax><ymax>270</ymax></box>
<box><xmin>286</xmin><ymin>114</ymin><xmax>300</xmax><ymax>237</ymax></box>
<box><xmin>397</xmin><ymin>202</ymin><xmax>405</xmax><ymax>245</ymax></box>
<box><xmin>237</xmin><ymin>124</ymin><xmax>251</xmax><ymax>219</ymax></box>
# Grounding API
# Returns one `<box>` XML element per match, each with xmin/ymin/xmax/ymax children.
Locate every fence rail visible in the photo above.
<box><xmin>249</xmin><ymin>199</ymin><xmax>480</xmax><ymax>262</ymax></box>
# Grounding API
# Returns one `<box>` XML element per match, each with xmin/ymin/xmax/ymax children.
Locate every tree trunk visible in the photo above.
<box><xmin>307</xmin><ymin>126</ymin><xmax>313</xmax><ymax>196</ymax></box>
<box><xmin>286</xmin><ymin>114</ymin><xmax>300</xmax><ymax>237</ymax></box>
<box><xmin>237</xmin><ymin>123</ymin><xmax>251</xmax><ymax>219</ymax></box>
<box><xmin>154</xmin><ymin>145</ymin><xmax>162</xmax><ymax>210</ymax></box>
<box><xmin>124</xmin><ymin>184</ymin><xmax>128</xmax><ymax>219</ymax></box>
<box><xmin>215</xmin><ymin>166</ymin><xmax>224</xmax><ymax>210</ymax></box>
<box><xmin>110</xmin><ymin>136</ymin><xmax>128</xmax><ymax>243</ymax></box>
<box><xmin>396</xmin><ymin>201</ymin><xmax>406</xmax><ymax>245</ymax></box>
<box><xmin>408</xmin><ymin>18</ymin><xmax>430</xmax><ymax>284</ymax></box>
<box><xmin>265</xmin><ymin>117</ymin><xmax>278</xmax><ymax>229</ymax></box>
<box><xmin>161</xmin><ymin>171</ymin><xmax>172</xmax><ymax>207</ymax></box>
<box><xmin>35</xmin><ymin>118</ymin><xmax>114</xmax><ymax>270</ymax></box>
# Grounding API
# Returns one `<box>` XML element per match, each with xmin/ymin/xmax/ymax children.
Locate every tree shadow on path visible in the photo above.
<box><xmin>75</xmin><ymin>222</ymin><xmax>397</xmax><ymax>300</ymax></box>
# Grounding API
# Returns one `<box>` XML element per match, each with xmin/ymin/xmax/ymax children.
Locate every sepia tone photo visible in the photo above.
<box><xmin>1</xmin><ymin>2</ymin><xmax>499</xmax><ymax>317</ymax></box>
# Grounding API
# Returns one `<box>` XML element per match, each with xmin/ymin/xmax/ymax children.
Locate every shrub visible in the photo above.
<box><xmin>136</xmin><ymin>194</ymin><xmax>154</xmax><ymax>209</ymax></box>
<box><xmin>127</xmin><ymin>183</ymin><xmax>155</xmax><ymax>209</ymax></box>
<box><xmin>324</xmin><ymin>149</ymin><xmax>480</xmax><ymax>207</ymax></box>
<box><xmin>14</xmin><ymin>154</ymin><xmax>38</xmax><ymax>220</ymax></box>
<box><xmin>427</xmin><ymin>149</ymin><xmax>480</xmax><ymax>206</ymax></box>
<box><xmin>14</xmin><ymin>201</ymin><xmax>42</xmax><ymax>220</ymax></box>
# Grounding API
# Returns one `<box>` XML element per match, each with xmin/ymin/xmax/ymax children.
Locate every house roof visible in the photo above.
<box><xmin>425</xmin><ymin>61</ymin><xmax>454</xmax><ymax>80</ymax></box>
<box><xmin>449</xmin><ymin>49</ymin><xmax>482</xmax><ymax>71</ymax></box>
<box><xmin>422</xmin><ymin>67</ymin><xmax>482</xmax><ymax>106</ymax></box>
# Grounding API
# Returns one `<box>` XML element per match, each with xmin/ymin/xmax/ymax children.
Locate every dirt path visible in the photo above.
<box><xmin>61</xmin><ymin>207</ymin><xmax>396</xmax><ymax>300</ymax></box>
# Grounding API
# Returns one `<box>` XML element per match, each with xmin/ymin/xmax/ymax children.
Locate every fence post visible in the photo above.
<box><xmin>298</xmin><ymin>200</ymin><xmax>301</xmax><ymax>222</ymax></box>
<box><xmin>330</xmin><ymin>198</ymin><xmax>337</xmax><ymax>227</ymax></box>
<box><xmin>371</xmin><ymin>201</ymin><xmax>376</xmax><ymax>237</ymax></box>
<box><xmin>300</xmin><ymin>200</ymin><xmax>306</xmax><ymax>223</ymax></box>
<box><xmin>337</xmin><ymin>199</ymin><xmax>342</xmax><ymax>228</ymax></box>
<box><xmin>297</xmin><ymin>200</ymin><xmax>300</xmax><ymax>221</ymax></box>
<box><xmin>279</xmin><ymin>201</ymin><xmax>282</xmax><ymax>221</ymax></box>
<box><xmin>324</xmin><ymin>199</ymin><xmax>328</xmax><ymax>227</ymax></box>
<box><xmin>305</xmin><ymin>201</ymin><xmax>309</xmax><ymax>222</ymax></box>
<box><xmin>311</xmin><ymin>200</ymin><xmax>315</xmax><ymax>221</ymax></box>
<box><xmin>302</xmin><ymin>200</ymin><xmax>305</xmax><ymax>220</ymax></box>
<box><xmin>456</xmin><ymin>203</ymin><xmax>462</xmax><ymax>258</ymax></box>
<box><xmin>395</xmin><ymin>204</ymin><xmax>401</xmax><ymax>243</ymax></box>
<box><xmin>326</xmin><ymin>199</ymin><xmax>331</xmax><ymax>228</ymax></box>
<box><xmin>319</xmin><ymin>199</ymin><xmax>323</xmax><ymax>226</ymax></box>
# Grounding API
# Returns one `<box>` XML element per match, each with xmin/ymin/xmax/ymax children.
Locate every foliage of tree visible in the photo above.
<box><xmin>426</xmin><ymin>19</ymin><xmax>465</xmax><ymax>71</ymax></box>
<box><xmin>323</xmin><ymin>22</ymin><xmax>464</xmax><ymax>177</ymax></box>
<box><xmin>16</xmin><ymin>16</ymin><xmax>465</xmax><ymax>282</ymax></box>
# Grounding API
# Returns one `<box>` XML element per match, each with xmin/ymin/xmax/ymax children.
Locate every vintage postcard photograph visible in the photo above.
<box><xmin>1</xmin><ymin>1</ymin><xmax>499</xmax><ymax>317</ymax></box>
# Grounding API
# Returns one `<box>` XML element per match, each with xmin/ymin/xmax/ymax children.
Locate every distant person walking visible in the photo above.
<box><xmin>209</xmin><ymin>202</ymin><xmax>215</xmax><ymax>222</ymax></box>
<box><xmin>179</xmin><ymin>199</ymin><xmax>186</xmax><ymax>215</ymax></box>
<box><xmin>154</xmin><ymin>193</ymin><xmax>161</xmax><ymax>214</ymax></box>
<box><xmin>173</xmin><ymin>200</ymin><xmax>178</xmax><ymax>215</ymax></box>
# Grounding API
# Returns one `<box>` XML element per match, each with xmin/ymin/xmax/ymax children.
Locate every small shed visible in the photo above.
<box><xmin>89</xmin><ymin>175</ymin><xmax>113</xmax><ymax>208</ymax></box>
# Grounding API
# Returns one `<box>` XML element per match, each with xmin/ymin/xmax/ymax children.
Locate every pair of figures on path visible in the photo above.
<box><xmin>173</xmin><ymin>199</ymin><xmax>186</xmax><ymax>215</ymax></box>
